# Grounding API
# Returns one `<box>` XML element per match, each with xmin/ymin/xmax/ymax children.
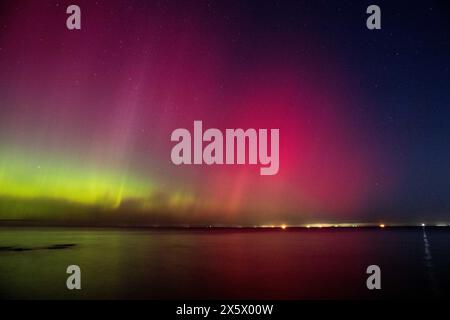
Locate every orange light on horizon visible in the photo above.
<box><xmin>380</xmin><ymin>224</ymin><xmax>385</xmax><ymax>228</ymax></box>
<box><xmin>281</xmin><ymin>224</ymin><xmax>287</xmax><ymax>230</ymax></box>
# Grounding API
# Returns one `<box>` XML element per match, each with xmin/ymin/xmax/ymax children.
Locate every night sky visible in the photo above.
<box><xmin>0</xmin><ymin>0</ymin><xmax>449</xmax><ymax>225</ymax></box>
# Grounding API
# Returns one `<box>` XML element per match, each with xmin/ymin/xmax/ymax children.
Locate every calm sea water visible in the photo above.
<box><xmin>1</xmin><ymin>227</ymin><xmax>450</xmax><ymax>299</ymax></box>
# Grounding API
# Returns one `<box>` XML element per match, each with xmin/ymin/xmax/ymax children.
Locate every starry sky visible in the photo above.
<box><xmin>0</xmin><ymin>0</ymin><xmax>449</xmax><ymax>226</ymax></box>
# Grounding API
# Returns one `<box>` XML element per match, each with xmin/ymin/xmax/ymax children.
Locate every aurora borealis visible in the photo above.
<box><xmin>0</xmin><ymin>0</ymin><xmax>450</xmax><ymax>225</ymax></box>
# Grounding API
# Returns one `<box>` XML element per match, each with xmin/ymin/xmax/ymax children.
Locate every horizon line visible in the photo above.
<box><xmin>1</xmin><ymin>221</ymin><xmax>450</xmax><ymax>229</ymax></box>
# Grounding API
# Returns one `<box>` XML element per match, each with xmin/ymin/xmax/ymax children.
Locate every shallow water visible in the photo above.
<box><xmin>1</xmin><ymin>227</ymin><xmax>449</xmax><ymax>299</ymax></box>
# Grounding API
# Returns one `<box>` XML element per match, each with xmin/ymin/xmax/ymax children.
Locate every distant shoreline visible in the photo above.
<box><xmin>1</xmin><ymin>221</ymin><xmax>449</xmax><ymax>230</ymax></box>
